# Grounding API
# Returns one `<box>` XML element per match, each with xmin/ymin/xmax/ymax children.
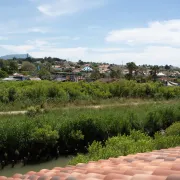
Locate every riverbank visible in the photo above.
<box><xmin>0</xmin><ymin>156</ymin><xmax>71</xmax><ymax>177</ymax></box>
<box><xmin>0</xmin><ymin>100</ymin><xmax>180</xmax><ymax>167</ymax></box>
<box><xmin>1</xmin><ymin>146</ymin><xmax>180</xmax><ymax>180</ymax></box>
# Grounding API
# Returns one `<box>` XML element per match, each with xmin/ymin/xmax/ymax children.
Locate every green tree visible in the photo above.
<box><xmin>9</xmin><ymin>61</ymin><xmax>18</xmax><ymax>74</ymax></box>
<box><xmin>21</xmin><ymin>61</ymin><xmax>36</xmax><ymax>72</ymax></box>
<box><xmin>90</xmin><ymin>69</ymin><xmax>101</xmax><ymax>80</ymax></box>
<box><xmin>126</xmin><ymin>62</ymin><xmax>137</xmax><ymax>79</ymax></box>
<box><xmin>165</xmin><ymin>65</ymin><xmax>171</xmax><ymax>71</ymax></box>
<box><xmin>1</xmin><ymin>61</ymin><xmax>9</xmax><ymax>73</ymax></box>
<box><xmin>78</xmin><ymin>60</ymin><xmax>84</xmax><ymax>65</ymax></box>
<box><xmin>110</xmin><ymin>66</ymin><xmax>123</xmax><ymax>79</ymax></box>
<box><xmin>0</xmin><ymin>70</ymin><xmax>8</xmax><ymax>78</ymax></box>
<box><xmin>150</xmin><ymin>65</ymin><xmax>159</xmax><ymax>81</ymax></box>
<box><xmin>44</xmin><ymin>62</ymin><xmax>52</xmax><ymax>72</ymax></box>
<box><xmin>38</xmin><ymin>68</ymin><xmax>51</xmax><ymax>80</ymax></box>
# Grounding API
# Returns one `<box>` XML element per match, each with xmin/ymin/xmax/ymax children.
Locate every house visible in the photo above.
<box><xmin>2</xmin><ymin>77</ymin><xmax>18</xmax><ymax>81</ymax></box>
<box><xmin>73</xmin><ymin>68</ymin><xmax>81</xmax><ymax>73</ymax></box>
<box><xmin>81</xmin><ymin>66</ymin><xmax>93</xmax><ymax>72</ymax></box>
<box><xmin>29</xmin><ymin>77</ymin><xmax>41</xmax><ymax>81</ymax></box>
<box><xmin>2</xmin><ymin>73</ymin><xmax>28</xmax><ymax>81</ymax></box>
<box><xmin>53</xmin><ymin>72</ymin><xmax>84</xmax><ymax>82</ymax></box>
<box><xmin>122</xmin><ymin>69</ymin><xmax>129</xmax><ymax>75</ymax></box>
<box><xmin>52</xmin><ymin>65</ymin><xmax>62</xmax><ymax>71</ymax></box>
<box><xmin>99</xmin><ymin>64</ymin><xmax>110</xmax><ymax>74</ymax></box>
<box><xmin>157</xmin><ymin>72</ymin><xmax>166</xmax><ymax>77</ymax></box>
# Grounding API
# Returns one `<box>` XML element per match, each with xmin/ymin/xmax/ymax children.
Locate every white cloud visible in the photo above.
<box><xmin>30</xmin><ymin>46</ymin><xmax>180</xmax><ymax>66</ymax></box>
<box><xmin>27</xmin><ymin>27</ymin><xmax>48</xmax><ymax>33</ymax></box>
<box><xmin>26</xmin><ymin>40</ymin><xmax>48</xmax><ymax>47</ymax></box>
<box><xmin>96</xmin><ymin>46</ymin><xmax>180</xmax><ymax>66</ymax></box>
<box><xmin>1</xmin><ymin>39</ymin><xmax>180</xmax><ymax>66</ymax></box>
<box><xmin>88</xmin><ymin>48</ymin><xmax>125</xmax><ymax>53</ymax></box>
<box><xmin>0</xmin><ymin>45</ymin><xmax>35</xmax><ymax>53</ymax></box>
<box><xmin>7</xmin><ymin>27</ymin><xmax>49</xmax><ymax>34</ymax></box>
<box><xmin>31</xmin><ymin>47</ymin><xmax>88</xmax><ymax>60</ymax></box>
<box><xmin>106</xmin><ymin>19</ymin><xmax>180</xmax><ymax>46</ymax></box>
<box><xmin>37</xmin><ymin>0</ymin><xmax>105</xmax><ymax>17</ymax></box>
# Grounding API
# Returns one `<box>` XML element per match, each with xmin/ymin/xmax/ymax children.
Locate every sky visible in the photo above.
<box><xmin>0</xmin><ymin>0</ymin><xmax>180</xmax><ymax>66</ymax></box>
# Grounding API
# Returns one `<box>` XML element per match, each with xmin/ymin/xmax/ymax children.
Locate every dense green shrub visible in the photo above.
<box><xmin>26</xmin><ymin>106</ymin><xmax>44</xmax><ymax>117</ymax></box>
<box><xmin>69</xmin><ymin>130</ymin><xmax>180</xmax><ymax>165</ymax></box>
<box><xmin>0</xmin><ymin>80</ymin><xmax>179</xmax><ymax>110</ymax></box>
<box><xmin>0</xmin><ymin>102</ymin><xmax>180</xmax><ymax>164</ymax></box>
<box><xmin>165</xmin><ymin>122</ymin><xmax>180</xmax><ymax>136</ymax></box>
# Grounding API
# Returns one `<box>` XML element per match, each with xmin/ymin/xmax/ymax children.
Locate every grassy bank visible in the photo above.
<box><xmin>0</xmin><ymin>101</ymin><xmax>180</xmax><ymax>164</ymax></box>
<box><xmin>0</xmin><ymin>80</ymin><xmax>179</xmax><ymax>111</ymax></box>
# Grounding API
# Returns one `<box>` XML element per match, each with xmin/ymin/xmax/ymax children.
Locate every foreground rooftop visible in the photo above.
<box><xmin>2</xmin><ymin>147</ymin><xmax>180</xmax><ymax>180</ymax></box>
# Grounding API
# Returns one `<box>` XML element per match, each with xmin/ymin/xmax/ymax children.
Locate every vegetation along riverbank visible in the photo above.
<box><xmin>0</xmin><ymin>101</ymin><xmax>180</xmax><ymax>168</ymax></box>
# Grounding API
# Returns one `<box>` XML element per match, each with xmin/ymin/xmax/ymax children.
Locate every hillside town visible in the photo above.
<box><xmin>0</xmin><ymin>54</ymin><xmax>180</xmax><ymax>85</ymax></box>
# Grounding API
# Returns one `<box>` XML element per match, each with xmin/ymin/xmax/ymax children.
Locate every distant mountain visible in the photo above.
<box><xmin>0</xmin><ymin>54</ymin><xmax>31</xmax><ymax>60</ymax></box>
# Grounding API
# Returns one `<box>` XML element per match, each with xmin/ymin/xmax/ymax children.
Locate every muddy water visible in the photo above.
<box><xmin>0</xmin><ymin>156</ymin><xmax>72</xmax><ymax>177</ymax></box>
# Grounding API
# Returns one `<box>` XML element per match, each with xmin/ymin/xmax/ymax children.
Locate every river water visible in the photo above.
<box><xmin>0</xmin><ymin>156</ymin><xmax>72</xmax><ymax>177</ymax></box>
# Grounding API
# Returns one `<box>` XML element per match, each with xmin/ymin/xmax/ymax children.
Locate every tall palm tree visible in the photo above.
<box><xmin>150</xmin><ymin>65</ymin><xmax>159</xmax><ymax>81</ymax></box>
<box><xmin>126</xmin><ymin>62</ymin><xmax>137</xmax><ymax>79</ymax></box>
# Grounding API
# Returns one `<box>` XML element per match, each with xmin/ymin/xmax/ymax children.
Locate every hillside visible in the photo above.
<box><xmin>0</xmin><ymin>54</ymin><xmax>31</xmax><ymax>60</ymax></box>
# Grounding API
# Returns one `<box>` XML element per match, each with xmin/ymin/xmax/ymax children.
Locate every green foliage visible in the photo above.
<box><xmin>8</xmin><ymin>87</ymin><xmax>17</xmax><ymax>102</ymax></box>
<box><xmin>165</xmin><ymin>122</ymin><xmax>180</xmax><ymax>136</ymax></box>
<box><xmin>26</xmin><ymin>106</ymin><xmax>43</xmax><ymax>117</ymax></box>
<box><xmin>0</xmin><ymin>102</ymin><xmax>180</xmax><ymax>164</ymax></box>
<box><xmin>0</xmin><ymin>80</ymin><xmax>179</xmax><ymax>110</ymax></box>
<box><xmin>0</xmin><ymin>70</ymin><xmax>8</xmax><ymax>78</ymax></box>
<box><xmin>126</xmin><ymin>62</ymin><xmax>137</xmax><ymax>79</ymax></box>
<box><xmin>21</xmin><ymin>61</ymin><xmax>36</xmax><ymax>71</ymax></box>
<box><xmin>70</xmin><ymin>130</ymin><xmax>84</xmax><ymax>141</ymax></box>
<box><xmin>69</xmin><ymin>130</ymin><xmax>180</xmax><ymax>165</ymax></box>
<box><xmin>31</xmin><ymin>125</ymin><xmax>59</xmax><ymax>145</ymax></box>
<box><xmin>38</xmin><ymin>68</ymin><xmax>51</xmax><ymax>80</ymax></box>
<box><xmin>9</xmin><ymin>61</ymin><xmax>18</xmax><ymax>74</ymax></box>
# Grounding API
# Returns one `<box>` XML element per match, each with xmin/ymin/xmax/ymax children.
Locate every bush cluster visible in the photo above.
<box><xmin>0</xmin><ymin>102</ymin><xmax>180</xmax><ymax>164</ymax></box>
<box><xmin>0</xmin><ymin>80</ymin><xmax>179</xmax><ymax>109</ymax></box>
<box><xmin>69</xmin><ymin>129</ymin><xmax>180</xmax><ymax>165</ymax></box>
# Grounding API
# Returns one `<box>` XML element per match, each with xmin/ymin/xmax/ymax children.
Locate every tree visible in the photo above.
<box><xmin>110</xmin><ymin>69</ymin><xmax>123</xmax><ymax>79</ymax></box>
<box><xmin>165</xmin><ymin>65</ymin><xmax>171</xmax><ymax>71</ymax></box>
<box><xmin>78</xmin><ymin>60</ymin><xmax>84</xmax><ymax>65</ymax></box>
<box><xmin>0</xmin><ymin>70</ymin><xmax>8</xmax><ymax>78</ymax></box>
<box><xmin>21</xmin><ymin>61</ymin><xmax>36</xmax><ymax>72</ymax></box>
<box><xmin>90</xmin><ymin>69</ymin><xmax>101</xmax><ymax>80</ymax></box>
<box><xmin>9</xmin><ymin>61</ymin><xmax>18</xmax><ymax>73</ymax></box>
<box><xmin>44</xmin><ymin>62</ymin><xmax>52</xmax><ymax>72</ymax></box>
<box><xmin>0</xmin><ymin>60</ymin><xmax>9</xmax><ymax>73</ymax></box>
<box><xmin>150</xmin><ymin>65</ymin><xmax>159</xmax><ymax>81</ymax></box>
<box><xmin>38</xmin><ymin>68</ymin><xmax>51</xmax><ymax>80</ymax></box>
<box><xmin>126</xmin><ymin>62</ymin><xmax>137</xmax><ymax>79</ymax></box>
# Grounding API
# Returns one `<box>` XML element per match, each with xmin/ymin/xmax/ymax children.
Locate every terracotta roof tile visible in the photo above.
<box><xmin>3</xmin><ymin>147</ymin><xmax>180</xmax><ymax>180</ymax></box>
<box><xmin>166</xmin><ymin>174</ymin><xmax>180</xmax><ymax>180</ymax></box>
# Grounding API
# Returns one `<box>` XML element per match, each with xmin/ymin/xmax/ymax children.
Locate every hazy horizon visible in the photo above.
<box><xmin>0</xmin><ymin>0</ymin><xmax>180</xmax><ymax>66</ymax></box>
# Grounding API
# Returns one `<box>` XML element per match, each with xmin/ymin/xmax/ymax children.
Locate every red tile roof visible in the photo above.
<box><xmin>2</xmin><ymin>147</ymin><xmax>180</xmax><ymax>180</ymax></box>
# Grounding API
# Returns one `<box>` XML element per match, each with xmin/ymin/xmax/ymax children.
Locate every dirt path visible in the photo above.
<box><xmin>0</xmin><ymin>111</ymin><xmax>27</xmax><ymax>115</ymax></box>
<box><xmin>0</xmin><ymin>103</ymin><xmax>144</xmax><ymax>115</ymax></box>
<box><xmin>0</xmin><ymin>100</ymin><xmax>173</xmax><ymax>115</ymax></box>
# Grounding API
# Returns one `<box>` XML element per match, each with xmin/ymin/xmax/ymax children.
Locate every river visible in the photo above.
<box><xmin>0</xmin><ymin>156</ymin><xmax>72</xmax><ymax>177</ymax></box>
